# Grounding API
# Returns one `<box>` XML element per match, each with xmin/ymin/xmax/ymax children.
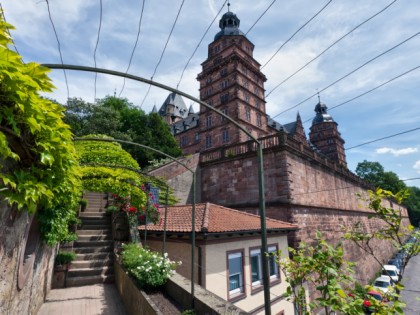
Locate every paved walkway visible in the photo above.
<box><xmin>37</xmin><ymin>284</ymin><xmax>127</xmax><ymax>315</ymax></box>
<box><xmin>400</xmin><ymin>253</ymin><xmax>420</xmax><ymax>315</ymax></box>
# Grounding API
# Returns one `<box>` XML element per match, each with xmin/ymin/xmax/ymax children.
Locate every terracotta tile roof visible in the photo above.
<box><xmin>138</xmin><ymin>203</ymin><xmax>297</xmax><ymax>233</ymax></box>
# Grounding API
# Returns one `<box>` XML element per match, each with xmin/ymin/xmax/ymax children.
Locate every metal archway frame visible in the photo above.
<box><xmin>45</xmin><ymin>64</ymin><xmax>271</xmax><ymax>314</ymax></box>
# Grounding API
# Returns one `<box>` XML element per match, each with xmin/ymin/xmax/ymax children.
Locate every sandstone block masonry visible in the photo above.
<box><xmin>0</xmin><ymin>200</ymin><xmax>56</xmax><ymax>315</ymax></box>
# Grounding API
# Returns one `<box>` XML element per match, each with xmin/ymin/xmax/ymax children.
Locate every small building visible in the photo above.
<box><xmin>139</xmin><ymin>202</ymin><xmax>298</xmax><ymax>315</ymax></box>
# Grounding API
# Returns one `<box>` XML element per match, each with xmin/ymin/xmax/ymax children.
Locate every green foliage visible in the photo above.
<box><xmin>277</xmin><ymin>232</ymin><xmax>359</xmax><ymax>315</ymax></box>
<box><xmin>55</xmin><ymin>251</ymin><xmax>76</xmax><ymax>266</ymax></box>
<box><xmin>181</xmin><ymin>310</ymin><xmax>196</xmax><ymax>315</ymax></box>
<box><xmin>0</xmin><ymin>17</ymin><xmax>81</xmax><ymax>245</ymax></box>
<box><xmin>63</xmin><ymin>96</ymin><xmax>181</xmax><ymax>167</ymax></box>
<box><xmin>405</xmin><ymin>186</ymin><xmax>420</xmax><ymax>227</ymax></box>
<box><xmin>355</xmin><ymin>160</ymin><xmax>406</xmax><ymax>194</ymax></box>
<box><xmin>121</xmin><ymin>243</ymin><xmax>180</xmax><ymax>288</ymax></box>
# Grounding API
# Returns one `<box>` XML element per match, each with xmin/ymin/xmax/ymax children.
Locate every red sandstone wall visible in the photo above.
<box><xmin>0</xmin><ymin>200</ymin><xmax>56</xmax><ymax>315</ymax></box>
<box><xmin>149</xmin><ymin>154</ymin><xmax>201</xmax><ymax>204</ymax></box>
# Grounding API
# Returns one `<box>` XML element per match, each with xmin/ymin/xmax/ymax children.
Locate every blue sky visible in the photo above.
<box><xmin>2</xmin><ymin>0</ymin><xmax>420</xmax><ymax>188</ymax></box>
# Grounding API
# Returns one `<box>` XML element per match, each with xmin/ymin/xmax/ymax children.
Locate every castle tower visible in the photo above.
<box><xmin>196</xmin><ymin>7</ymin><xmax>268</xmax><ymax>150</ymax></box>
<box><xmin>158</xmin><ymin>92</ymin><xmax>189</xmax><ymax>124</ymax></box>
<box><xmin>309</xmin><ymin>101</ymin><xmax>346</xmax><ymax>165</ymax></box>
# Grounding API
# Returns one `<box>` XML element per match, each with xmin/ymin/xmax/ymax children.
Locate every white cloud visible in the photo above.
<box><xmin>414</xmin><ymin>160</ymin><xmax>420</xmax><ymax>173</ymax></box>
<box><xmin>376</xmin><ymin>147</ymin><xmax>418</xmax><ymax>157</ymax></box>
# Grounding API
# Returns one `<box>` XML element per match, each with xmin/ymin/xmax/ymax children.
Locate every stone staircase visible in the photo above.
<box><xmin>67</xmin><ymin>192</ymin><xmax>115</xmax><ymax>287</ymax></box>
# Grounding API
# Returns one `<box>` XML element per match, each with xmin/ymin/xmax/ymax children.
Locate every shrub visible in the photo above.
<box><xmin>121</xmin><ymin>243</ymin><xmax>180</xmax><ymax>287</ymax></box>
<box><xmin>55</xmin><ymin>251</ymin><xmax>76</xmax><ymax>266</ymax></box>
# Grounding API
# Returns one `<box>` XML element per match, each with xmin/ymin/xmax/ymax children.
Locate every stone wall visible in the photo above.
<box><xmin>149</xmin><ymin>153</ymin><xmax>201</xmax><ymax>204</ymax></box>
<box><xmin>0</xmin><ymin>199</ymin><xmax>56</xmax><ymax>315</ymax></box>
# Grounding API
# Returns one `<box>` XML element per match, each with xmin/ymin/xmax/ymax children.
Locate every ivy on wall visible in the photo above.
<box><xmin>0</xmin><ymin>16</ymin><xmax>81</xmax><ymax>245</ymax></box>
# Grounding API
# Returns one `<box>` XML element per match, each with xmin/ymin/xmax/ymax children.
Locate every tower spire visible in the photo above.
<box><xmin>227</xmin><ymin>0</ymin><xmax>230</xmax><ymax>12</ymax></box>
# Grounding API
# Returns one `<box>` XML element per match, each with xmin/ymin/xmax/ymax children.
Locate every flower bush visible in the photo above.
<box><xmin>109</xmin><ymin>187</ymin><xmax>161</xmax><ymax>227</ymax></box>
<box><xmin>121</xmin><ymin>243</ymin><xmax>180</xmax><ymax>287</ymax></box>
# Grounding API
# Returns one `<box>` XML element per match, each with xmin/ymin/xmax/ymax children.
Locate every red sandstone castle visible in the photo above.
<box><xmin>150</xmin><ymin>8</ymin><xmax>410</xmax><ymax>289</ymax></box>
<box><xmin>154</xmin><ymin>9</ymin><xmax>346</xmax><ymax>167</ymax></box>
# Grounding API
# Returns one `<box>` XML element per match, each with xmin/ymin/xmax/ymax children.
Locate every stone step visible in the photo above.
<box><xmin>71</xmin><ymin>259</ymin><xmax>113</xmax><ymax>269</ymax></box>
<box><xmin>68</xmin><ymin>266</ymin><xmax>114</xmax><ymax>278</ymax></box>
<box><xmin>66</xmin><ymin>274</ymin><xmax>115</xmax><ymax>287</ymax></box>
<box><xmin>74</xmin><ymin>240</ymin><xmax>112</xmax><ymax>248</ymax></box>
<box><xmin>77</xmin><ymin>229</ymin><xmax>111</xmax><ymax>236</ymax></box>
<box><xmin>78</xmin><ymin>224</ymin><xmax>111</xmax><ymax>230</ymax></box>
<box><xmin>74</xmin><ymin>246</ymin><xmax>112</xmax><ymax>254</ymax></box>
<box><xmin>75</xmin><ymin>252</ymin><xmax>113</xmax><ymax>261</ymax></box>
<box><xmin>80</xmin><ymin>219</ymin><xmax>111</xmax><ymax>226</ymax></box>
<box><xmin>79</xmin><ymin>212</ymin><xmax>109</xmax><ymax>218</ymax></box>
<box><xmin>76</xmin><ymin>234</ymin><xmax>111</xmax><ymax>241</ymax></box>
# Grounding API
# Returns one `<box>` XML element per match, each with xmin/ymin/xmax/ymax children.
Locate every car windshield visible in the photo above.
<box><xmin>383</xmin><ymin>270</ymin><xmax>397</xmax><ymax>276</ymax></box>
<box><xmin>374</xmin><ymin>280</ymin><xmax>389</xmax><ymax>288</ymax></box>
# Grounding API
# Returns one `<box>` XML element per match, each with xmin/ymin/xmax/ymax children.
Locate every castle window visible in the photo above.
<box><xmin>206</xmin><ymin>76</ymin><xmax>212</xmax><ymax>84</ymax></box>
<box><xmin>244</xmin><ymin>94</ymin><xmax>250</xmax><ymax>103</ymax></box>
<box><xmin>220</xmin><ymin>93</ymin><xmax>229</xmax><ymax>104</ymax></box>
<box><xmin>257</xmin><ymin>114</ymin><xmax>262</xmax><ymax>127</ymax></box>
<box><xmin>256</xmin><ymin>101</ymin><xmax>261</xmax><ymax>110</ymax></box>
<box><xmin>221</xmin><ymin>108</ymin><xmax>228</xmax><ymax>121</ymax></box>
<box><xmin>181</xmin><ymin>136</ymin><xmax>188</xmax><ymax>147</ymax></box>
<box><xmin>220</xmin><ymin>68</ymin><xmax>228</xmax><ymax>77</ymax></box>
<box><xmin>206</xmin><ymin>115</ymin><xmax>213</xmax><ymax>128</ymax></box>
<box><xmin>245</xmin><ymin>108</ymin><xmax>251</xmax><ymax>122</ymax></box>
<box><xmin>204</xmin><ymin>88</ymin><xmax>212</xmax><ymax>97</ymax></box>
<box><xmin>205</xmin><ymin>135</ymin><xmax>212</xmax><ymax>148</ymax></box>
<box><xmin>195</xmin><ymin>132</ymin><xmax>200</xmax><ymax>142</ymax></box>
<box><xmin>222</xmin><ymin>129</ymin><xmax>229</xmax><ymax>143</ymax></box>
<box><xmin>220</xmin><ymin>80</ymin><xmax>229</xmax><ymax>89</ymax></box>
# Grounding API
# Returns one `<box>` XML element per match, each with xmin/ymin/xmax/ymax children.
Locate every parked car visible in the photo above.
<box><xmin>387</xmin><ymin>258</ymin><xmax>402</xmax><ymax>273</ymax></box>
<box><xmin>373</xmin><ymin>275</ymin><xmax>393</xmax><ymax>294</ymax></box>
<box><xmin>381</xmin><ymin>265</ymin><xmax>399</xmax><ymax>283</ymax></box>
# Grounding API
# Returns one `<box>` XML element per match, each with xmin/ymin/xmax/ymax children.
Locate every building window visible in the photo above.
<box><xmin>222</xmin><ymin>129</ymin><xmax>229</xmax><ymax>143</ymax></box>
<box><xmin>220</xmin><ymin>79</ymin><xmax>229</xmax><ymax>89</ymax></box>
<box><xmin>268</xmin><ymin>245</ymin><xmax>280</xmax><ymax>280</ymax></box>
<box><xmin>250</xmin><ymin>248</ymin><xmax>262</xmax><ymax>287</ymax></box>
<box><xmin>220</xmin><ymin>93</ymin><xmax>229</xmax><ymax>104</ymax></box>
<box><xmin>245</xmin><ymin>108</ymin><xmax>251</xmax><ymax>122</ymax></box>
<box><xmin>220</xmin><ymin>68</ymin><xmax>228</xmax><ymax>77</ymax></box>
<box><xmin>195</xmin><ymin>132</ymin><xmax>200</xmax><ymax>142</ymax></box>
<box><xmin>221</xmin><ymin>108</ymin><xmax>228</xmax><ymax>121</ymax></box>
<box><xmin>181</xmin><ymin>136</ymin><xmax>188</xmax><ymax>147</ymax></box>
<box><xmin>244</xmin><ymin>94</ymin><xmax>250</xmax><ymax>102</ymax></box>
<box><xmin>206</xmin><ymin>76</ymin><xmax>212</xmax><ymax>84</ymax></box>
<box><xmin>206</xmin><ymin>115</ymin><xmax>213</xmax><ymax>128</ymax></box>
<box><xmin>257</xmin><ymin>114</ymin><xmax>262</xmax><ymax>127</ymax></box>
<box><xmin>205</xmin><ymin>135</ymin><xmax>212</xmax><ymax>148</ymax></box>
<box><xmin>204</xmin><ymin>88</ymin><xmax>212</xmax><ymax>97</ymax></box>
<box><xmin>227</xmin><ymin>251</ymin><xmax>245</xmax><ymax>297</ymax></box>
<box><xmin>256</xmin><ymin>101</ymin><xmax>261</xmax><ymax>110</ymax></box>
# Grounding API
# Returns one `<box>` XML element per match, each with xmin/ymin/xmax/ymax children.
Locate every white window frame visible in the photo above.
<box><xmin>228</xmin><ymin>252</ymin><xmax>244</xmax><ymax>295</ymax></box>
<box><xmin>250</xmin><ymin>248</ymin><xmax>263</xmax><ymax>287</ymax></box>
<box><xmin>268</xmin><ymin>245</ymin><xmax>280</xmax><ymax>280</ymax></box>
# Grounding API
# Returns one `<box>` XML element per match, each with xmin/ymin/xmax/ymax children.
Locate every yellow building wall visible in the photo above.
<box><xmin>204</xmin><ymin>235</ymin><xmax>294</xmax><ymax>315</ymax></box>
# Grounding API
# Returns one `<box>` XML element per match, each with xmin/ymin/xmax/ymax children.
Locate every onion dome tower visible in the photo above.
<box><xmin>309</xmin><ymin>99</ymin><xmax>346</xmax><ymax>166</ymax></box>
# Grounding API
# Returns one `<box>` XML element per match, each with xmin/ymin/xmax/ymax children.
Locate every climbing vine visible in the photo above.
<box><xmin>0</xmin><ymin>16</ymin><xmax>81</xmax><ymax>245</ymax></box>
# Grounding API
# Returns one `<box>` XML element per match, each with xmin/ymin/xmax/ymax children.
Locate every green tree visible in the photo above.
<box><xmin>355</xmin><ymin>160</ymin><xmax>406</xmax><ymax>194</ymax></box>
<box><xmin>405</xmin><ymin>186</ymin><xmax>420</xmax><ymax>227</ymax></box>
<box><xmin>63</xmin><ymin>96</ymin><xmax>181</xmax><ymax>167</ymax></box>
<box><xmin>355</xmin><ymin>160</ymin><xmax>385</xmax><ymax>187</ymax></box>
